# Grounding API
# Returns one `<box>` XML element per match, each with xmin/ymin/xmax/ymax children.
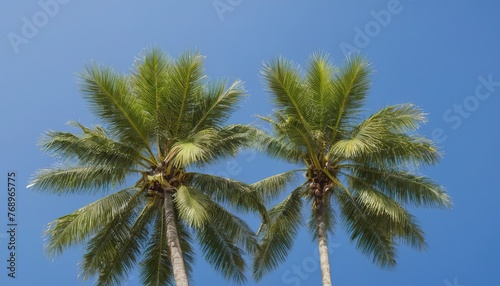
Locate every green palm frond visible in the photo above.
<box><xmin>184</xmin><ymin>172</ymin><xmax>268</xmax><ymax>219</ymax></box>
<box><xmin>357</xmin><ymin>134</ymin><xmax>441</xmax><ymax>168</ymax></box>
<box><xmin>367</xmin><ymin>103</ymin><xmax>427</xmax><ymax>133</ymax></box>
<box><xmin>91</xmin><ymin>198</ymin><xmax>156</xmax><ymax>286</ymax></box>
<box><xmin>40</xmin><ymin>122</ymin><xmax>147</xmax><ymax>168</ymax></box>
<box><xmin>335</xmin><ymin>190</ymin><xmax>397</xmax><ymax>268</ymax></box>
<box><xmin>168</xmin><ymin>51</ymin><xmax>205</xmax><ymax>139</ymax></box>
<box><xmin>206</xmin><ymin>201</ymin><xmax>259</xmax><ymax>255</ymax></box>
<box><xmin>168</xmin><ymin>130</ymin><xmax>216</xmax><ymax>168</ymax></box>
<box><xmin>27</xmin><ymin>164</ymin><xmax>131</xmax><ymax>194</ymax></box>
<box><xmin>196</xmin><ymin>202</ymin><xmax>255</xmax><ymax>284</ymax></box>
<box><xmin>347</xmin><ymin>180</ymin><xmax>410</xmax><ymax>223</ymax></box>
<box><xmin>205</xmin><ymin>125</ymin><xmax>255</xmax><ymax>163</ymax></box>
<box><xmin>79</xmin><ymin>188</ymin><xmax>144</xmax><ymax>284</ymax></box>
<box><xmin>44</xmin><ymin>187</ymin><xmax>135</xmax><ymax>257</ymax></box>
<box><xmin>305</xmin><ymin>52</ymin><xmax>336</xmax><ymax>130</ymax></box>
<box><xmin>174</xmin><ymin>185</ymin><xmax>210</xmax><ymax>228</ymax></box>
<box><xmin>253</xmin><ymin>186</ymin><xmax>304</xmax><ymax>281</ymax></box>
<box><xmin>166</xmin><ymin>125</ymin><xmax>253</xmax><ymax>168</ymax></box>
<box><xmin>329</xmin><ymin>55</ymin><xmax>372</xmax><ymax>138</ymax></box>
<box><xmin>250</xmin><ymin>169</ymin><xmax>302</xmax><ymax>202</ymax></box>
<box><xmin>192</xmin><ymin>80</ymin><xmax>246</xmax><ymax>131</ymax></box>
<box><xmin>261</xmin><ymin>56</ymin><xmax>312</xmax><ymax>127</ymax></box>
<box><xmin>251</xmin><ymin>124</ymin><xmax>304</xmax><ymax>163</ymax></box>
<box><xmin>342</xmin><ymin>166</ymin><xmax>451</xmax><ymax>208</ymax></box>
<box><xmin>79</xmin><ymin>63</ymin><xmax>155</xmax><ymax>159</ymax></box>
<box><xmin>131</xmin><ymin>48</ymin><xmax>172</xmax><ymax>153</ymax></box>
<box><xmin>328</xmin><ymin>103</ymin><xmax>439</xmax><ymax>164</ymax></box>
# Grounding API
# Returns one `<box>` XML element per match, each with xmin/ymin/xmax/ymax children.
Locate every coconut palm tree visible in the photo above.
<box><xmin>28</xmin><ymin>48</ymin><xmax>262</xmax><ymax>286</ymax></box>
<box><xmin>251</xmin><ymin>53</ymin><xmax>452</xmax><ymax>285</ymax></box>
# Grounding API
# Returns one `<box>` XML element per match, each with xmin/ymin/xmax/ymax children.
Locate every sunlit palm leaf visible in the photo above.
<box><xmin>174</xmin><ymin>185</ymin><xmax>210</xmax><ymax>228</ymax></box>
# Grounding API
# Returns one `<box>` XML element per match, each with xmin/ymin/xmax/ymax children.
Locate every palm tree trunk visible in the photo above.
<box><xmin>164</xmin><ymin>192</ymin><xmax>190</xmax><ymax>286</ymax></box>
<box><xmin>316</xmin><ymin>207</ymin><xmax>332</xmax><ymax>286</ymax></box>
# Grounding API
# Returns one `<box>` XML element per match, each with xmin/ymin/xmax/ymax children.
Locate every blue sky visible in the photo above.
<box><xmin>1</xmin><ymin>1</ymin><xmax>500</xmax><ymax>285</ymax></box>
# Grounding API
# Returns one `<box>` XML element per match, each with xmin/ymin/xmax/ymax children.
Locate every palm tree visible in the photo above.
<box><xmin>28</xmin><ymin>48</ymin><xmax>262</xmax><ymax>286</ymax></box>
<box><xmin>251</xmin><ymin>53</ymin><xmax>452</xmax><ymax>285</ymax></box>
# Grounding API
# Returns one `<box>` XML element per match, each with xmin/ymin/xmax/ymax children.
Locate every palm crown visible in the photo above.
<box><xmin>28</xmin><ymin>48</ymin><xmax>261</xmax><ymax>286</ymax></box>
<box><xmin>252</xmin><ymin>53</ymin><xmax>452</xmax><ymax>284</ymax></box>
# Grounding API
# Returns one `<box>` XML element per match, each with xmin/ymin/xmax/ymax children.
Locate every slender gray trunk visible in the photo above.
<box><xmin>317</xmin><ymin>209</ymin><xmax>332</xmax><ymax>286</ymax></box>
<box><xmin>164</xmin><ymin>192</ymin><xmax>189</xmax><ymax>286</ymax></box>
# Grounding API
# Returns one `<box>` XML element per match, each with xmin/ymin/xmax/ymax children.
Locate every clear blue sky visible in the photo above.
<box><xmin>1</xmin><ymin>1</ymin><xmax>499</xmax><ymax>285</ymax></box>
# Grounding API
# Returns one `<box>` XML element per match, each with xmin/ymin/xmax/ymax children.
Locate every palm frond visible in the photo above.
<box><xmin>253</xmin><ymin>185</ymin><xmax>304</xmax><ymax>281</ymax></box>
<box><xmin>251</xmin><ymin>169</ymin><xmax>302</xmax><ymax>203</ymax></box>
<box><xmin>184</xmin><ymin>172</ymin><xmax>265</xmax><ymax>217</ymax></box>
<box><xmin>132</xmin><ymin>48</ymin><xmax>172</xmax><ymax>153</ymax></box>
<box><xmin>305</xmin><ymin>52</ymin><xmax>336</xmax><ymax>130</ymax></box>
<box><xmin>335</xmin><ymin>189</ymin><xmax>397</xmax><ymax>268</ymax></box>
<box><xmin>329</xmin><ymin>55</ymin><xmax>372</xmax><ymax>141</ymax></box>
<box><xmin>328</xmin><ymin>103</ymin><xmax>439</xmax><ymax>165</ymax></box>
<box><xmin>251</xmin><ymin>124</ymin><xmax>304</xmax><ymax>163</ymax></box>
<box><xmin>168</xmin><ymin>51</ymin><xmax>206</xmax><ymax>139</ymax></box>
<box><xmin>204</xmin><ymin>124</ymin><xmax>255</xmax><ymax>164</ymax></box>
<box><xmin>196</xmin><ymin>202</ymin><xmax>255</xmax><ymax>284</ymax></box>
<box><xmin>43</xmin><ymin>187</ymin><xmax>135</xmax><ymax>257</ymax></box>
<box><xmin>346</xmin><ymin>176</ymin><xmax>410</xmax><ymax>223</ymax></box>
<box><xmin>174</xmin><ymin>185</ymin><xmax>210</xmax><ymax>228</ymax></box>
<box><xmin>192</xmin><ymin>79</ymin><xmax>246</xmax><ymax>131</ymax></box>
<box><xmin>341</xmin><ymin>166</ymin><xmax>451</xmax><ymax>208</ymax></box>
<box><xmin>356</xmin><ymin>134</ymin><xmax>441</xmax><ymax>168</ymax></box>
<box><xmin>78</xmin><ymin>63</ymin><xmax>155</xmax><ymax>158</ymax></box>
<box><xmin>368</xmin><ymin>103</ymin><xmax>427</xmax><ymax>133</ymax></box>
<box><xmin>206</xmin><ymin>201</ymin><xmax>259</xmax><ymax>255</ymax></box>
<box><xmin>27</xmin><ymin>164</ymin><xmax>131</xmax><ymax>194</ymax></box>
<box><xmin>91</xmin><ymin>197</ymin><xmax>156</xmax><ymax>286</ymax></box>
<box><xmin>40</xmin><ymin>122</ymin><xmax>146</xmax><ymax>168</ymax></box>
<box><xmin>167</xmin><ymin>130</ymin><xmax>215</xmax><ymax>168</ymax></box>
<box><xmin>79</xmin><ymin>188</ymin><xmax>144</xmax><ymax>284</ymax></box>
<box><xmin>261</xmin><ymin>56</ymin><xmax>311</xmax><ymax>125</ymax></box>
<box><xmin>167</xmin><ymin>125</ymin><xmax>254</xmax><ymax>168</ymax></box>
